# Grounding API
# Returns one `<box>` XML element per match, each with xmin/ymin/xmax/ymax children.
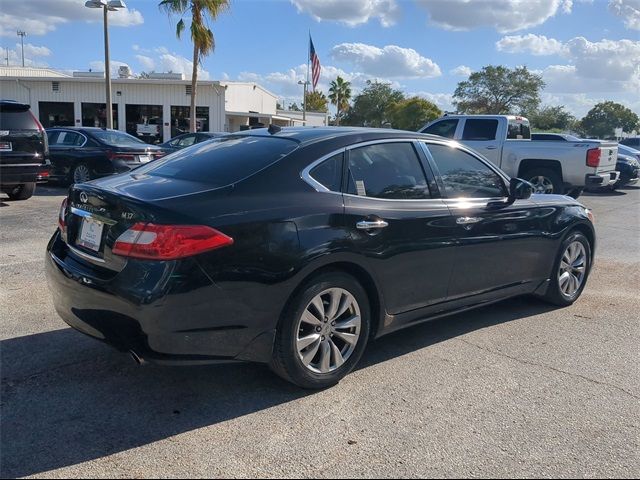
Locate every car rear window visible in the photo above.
<box><xmin>92</xmin><ymin>130</ymin><xmax>147</xmax><ymax>146</ymax></box>
<box><xmin>0</xmin><ymin>111</ymin><xmax>38</xmax><ymax>130</ymax></box>
<box><xmin>137</xmin><ymin>136</ymin><xmax>298</xmax><ymax>187</ymax></box>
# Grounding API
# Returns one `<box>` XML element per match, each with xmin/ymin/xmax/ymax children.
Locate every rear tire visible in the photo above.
<box><xmin>524</xmin><ymin>168</ymin><xmax>563</xmax><ymax>195</ymax></box>
<box><xmin>270</xmin><ymin>271</ymin><xmax>371</xmax><ymax>389</ymax></box>
<box><xmin>6</xmin><ymin>182</ymin><xmax>35</xmax><ymax>200</ymax></box>
<box><xmin>539</xmin><ymin>231</ymin><xmax>591</xmax><ymax>306</ymax></box>
<box><xmin>71</xmin><ymin>163</ymin><xmax>92</xmax><ymax>184</ymax></box>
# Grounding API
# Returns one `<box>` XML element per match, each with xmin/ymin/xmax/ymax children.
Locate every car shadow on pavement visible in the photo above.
<box><xmin>0</xmin><ymin>296</ymin><xmax>555</xmax><ymax>478</ymax></box>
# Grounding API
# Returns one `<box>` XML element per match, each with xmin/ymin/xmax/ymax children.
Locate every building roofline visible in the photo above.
<box><xmin>0</xmin><ymin>74</ymin><xmax>221</xmax><ymax>87</ymax></box>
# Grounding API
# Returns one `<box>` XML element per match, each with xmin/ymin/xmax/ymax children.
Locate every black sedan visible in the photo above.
<box><xmin>46</xmin><ymin>127</ymin><xmax>166</xmax><ymax>184</ymax></box>
<box><xmin>614</xmin><ymin>145</ymin><xmax>640</xmax><ymax>188</ymax></box>
<box><xmin>46</xmin><ymin>127</ymin><xmax>595</xmax><ymax>389</ymax></box>
<box><xmin>158</xmin><ymin>132</ymin><xmax>224</xmax><ymax>153</ymax></box>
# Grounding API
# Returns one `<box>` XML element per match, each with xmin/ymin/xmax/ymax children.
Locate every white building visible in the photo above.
<box><xmin>277</xmin><ymin>109</ymin><xmax>330</xmax><ymax>127</ymax></box>
<box><xmin>0</xmin><ymin>67</ymin><xmax>316</xmax><ymax>143</ymax></box>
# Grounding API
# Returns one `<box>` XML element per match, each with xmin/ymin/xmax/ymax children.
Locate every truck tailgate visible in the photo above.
<box><xmin>594</xmin><ymin>142</ymin><xmax>617</xmax><ymax>173</ymax></box>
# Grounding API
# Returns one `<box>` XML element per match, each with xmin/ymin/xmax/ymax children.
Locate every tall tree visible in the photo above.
<box><xmin>328</xmin><ymin>76</ymin><xmax>352</xmax><ymax>126</ymax></box>
<box><xmin>160</xmin><ymin>0</ymin><xmax>229</xmax><ymax>132</ymax></box>
<box><xmin>527</xmin><ymin>105</ymin><xmax>576</xmax><ymax>132</ymax></box>
<box><xmin>453</xmin><ymin>65</ymin><xmax>545</xmax><ymax>115</ymax></box>
<box><xmin>305</xmin><ymin>90</ymin><xmax>329</xmax><ymax>112</ymax></box>
<box><xmin>580</xmin><ymin>101</ymin><xmax>640</xmax><ymax>139</ymax></box>
<box><xmin>388</xmin><ymin>97</ymin><xmax>442</xmax><ymax>131</ymax></box>
<box><xmin>342</xmin><ymin>80</ymin><xmax>404</xmax><ymax>127</ymax></box>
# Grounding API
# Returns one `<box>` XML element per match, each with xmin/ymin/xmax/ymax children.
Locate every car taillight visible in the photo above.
<box><xmin>106</xmin><ymin>150</ymin><xmax>136</xmax><ymax>161</ymax></box>
<box><xmin>58</xmin><ymin>198</ymin><xmax>68</xmax><ymax>239</ymax></box>
<box><xmin>586</xmin><ymin>148</ymin><xmax>601</xmax><ymax>167</ymax></box>
<box><xmin>112</xmin><ymin>223</ymin><xmax>233</xmax><ymax>260</ymax></box>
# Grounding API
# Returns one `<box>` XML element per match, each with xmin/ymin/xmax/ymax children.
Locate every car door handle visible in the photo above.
<box><xmin>456</xmin><ymin>216</ymin><xmax>483</xmax><ymax>225</ymax></box>
<box><xmin>486</xmin><ymin>145</ymin><xmax>498</xmax><ymax>150</ymax></box>
<box><xmin>356</xmin><ymin>220</ymin><xmax>389</xmax><ymax>230</ymax></box>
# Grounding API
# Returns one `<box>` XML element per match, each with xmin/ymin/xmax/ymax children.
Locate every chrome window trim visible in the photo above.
<box><xmin>50</xmin><ymin>129</ymin><xmax>88</xmax><ymax>148</ymax></box>
<box><xmin>68</xmin><ymin>244</ymin><xmax>106</xmax><ymax>264</ymax></box>
<box><xmin>301</xmin><ymin>148</ymin><xmax>346</xmax><ymax>193</ymax></box>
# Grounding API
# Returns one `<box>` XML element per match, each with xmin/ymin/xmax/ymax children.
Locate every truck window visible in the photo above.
<box><xmin>507</xmin><ymin>119</ymin><xmax>531</xmax><ymax>140</ymax></box>
<box><xmin>422</xmin><ymin>119</ymin><xmax>458</xmax><ymax>139</ymax></box>
<box><xmin>462</xmin><ymin>119</ymin><xmax>499</xmax><ymax>141</ymax></box>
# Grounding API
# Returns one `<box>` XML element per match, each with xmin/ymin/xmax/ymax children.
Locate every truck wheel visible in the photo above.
<box><xmin>6</xmin><ymin>182</ymin><xmax>36</xmax><ymax>200</ymax></box>
<box><xmin>524</xmin><ymin>168</ymin><xmax>563</xmax><ymax>195</ymax></box>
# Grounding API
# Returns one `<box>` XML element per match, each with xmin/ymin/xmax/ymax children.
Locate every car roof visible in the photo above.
<box><xmin>230</xmin><ymin>126</ymin><xmax>444</xmax><ymax>146</ymax></box>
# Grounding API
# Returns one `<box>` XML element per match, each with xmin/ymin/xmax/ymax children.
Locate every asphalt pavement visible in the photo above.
<box><xmin>1</xmin><ymin>184</ymin><xmax>638</xmax><ymax>478</ymax></box>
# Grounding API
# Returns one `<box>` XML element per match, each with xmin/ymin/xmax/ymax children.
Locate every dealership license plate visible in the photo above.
<box><xmin>77</xmin><ymin>217</ymin><xmax>104</xmax><ymax>252</ymax></box>
<box><xmin>138</xmin><ymin>155</ymin><xmax>151</xmax><ymax>163</ymax></box>
<box><xmin>0</xmin><ymin>142</ymin><xmax>12</xmax><ymax>151</ymax></box>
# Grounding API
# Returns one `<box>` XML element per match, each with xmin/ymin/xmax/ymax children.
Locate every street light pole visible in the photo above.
<box><xmin>298</xmin><ymin>80</ymin><xmax>309</xmax><ymax>125</ymax></box>
<box><xmin>85</xmin><ymin>1</ymin><xmax>126</xmax><ymax>130</ymax></box>
<box><xmin>17</xmin><ymin>30</ymin><xmax>26</xmax><ymax>67</ymax></box>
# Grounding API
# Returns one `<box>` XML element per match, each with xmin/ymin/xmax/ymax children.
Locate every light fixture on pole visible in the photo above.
<box><xmin>297</xmin><ymin>80</ymin><xmax>309</xmax><ymax>125</ymax></box>
<box><xmin>85</xmin><ymin>0</ymin><xmax>126</xmax><ymax>130</ymax></box>
<box><xmin>16</xmin><ymin>30</ymin><xmax>26</xmax><ymax>67</ymax></box>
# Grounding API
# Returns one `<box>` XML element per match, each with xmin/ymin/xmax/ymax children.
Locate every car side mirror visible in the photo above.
<box><xmin>509</xmin><ymin>178</ymin><xmax>534</xmax><ymax>201</ymax></box>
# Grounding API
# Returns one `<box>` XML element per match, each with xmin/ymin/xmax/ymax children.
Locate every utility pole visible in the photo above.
<box><xmin>17</xmin><ymin>30</ymin><xmax>26</xmax><ymax>67</ymax></box>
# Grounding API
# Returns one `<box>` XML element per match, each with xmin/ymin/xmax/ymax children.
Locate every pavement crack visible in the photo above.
<box><xmin>457</xmin><ymin>337</ymin><xmax>640</xmax><ymax>401</ymax></box>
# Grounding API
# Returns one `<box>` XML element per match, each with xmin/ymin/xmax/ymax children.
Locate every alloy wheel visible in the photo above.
<box><xmin>73</xmin><ymin>164</ymin><xmax>91</xmax><ymax>184</ymax></box>
<box><xmin>529</xmin><ymin>175</ymin><xmax>555</xmax><ymax>194</ymax></box>
<box><xmin>295</xmin><ymin>288</ymin><xmax>361</xmax><ymax>374</ymax></box>
<box><xmin>558</xmin><ymin>241</ymin><xmax>587</xmax><ymax>298</ymax></box>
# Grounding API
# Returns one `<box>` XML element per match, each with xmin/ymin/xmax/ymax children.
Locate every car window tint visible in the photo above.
<box><xmin>346</xmin><ymin>143</ymin><xmax>431</xmax><ymax>200</ymax></box>
<box><xmin>178</xmin><ymin>135</ymin><xmax>197</xmax><ymax>147</ymax></box>
<box><xmin>506</xmin><ymin>119</ymin><xmax>531</xmax><ymax>140</ymax></box>
<box><xmin>422</xmin><ymin>119</ymin><xmax>458</xmax><ymax>138</ymax></box>
<box><xmin>462</xmin><ymin>119</ymin><xmax>499</xmax><ymax>141</ymax></box>
<box><xmin>427</xmin><ymin>144</ymin><xmax>506</xmax><ymax>199</ymax></box>
<box><xmin>47</xmin><ymin>131</ymin><xmax>60</xmax><ymax>145</ymax></box>
<box><xmin>309</xmin><ymin>153</ymin><xmax>343</xmax><ymax>192</ymax></box>
<box><xmin>0</xmin><ymin>111</ymin><xmax>37</xmax><ymax>130</ymax></box>
<box><xmin>136</xmin><ymin>136</ymin><xmax>298</xmax><ymax>187</ymax></box>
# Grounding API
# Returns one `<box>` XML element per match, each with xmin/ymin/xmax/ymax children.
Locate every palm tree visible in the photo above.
<box><xmin>328</xmin><ymin>76</ymin><xmax>351</xmax><ymax>126</ymax></box>
<box><xmin>160</xmin><ymin>0</ymin><xmax>229</xmax><ymax>132</ymax></box>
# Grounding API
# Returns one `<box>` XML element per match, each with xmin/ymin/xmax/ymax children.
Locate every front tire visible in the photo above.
<box><xmin>539</xmin><ymin>231</ymin><xmax>592</xmax><ymax>306</ymax></box>
<box><xmin>271</xmin><ymin>272</ymin><xmax>371</xmax><ymax>389</ymax></box>
<box><xmin>6</xmin><ymin>182</ymin><xmax>35</xmax><ymax>200</ymax></box>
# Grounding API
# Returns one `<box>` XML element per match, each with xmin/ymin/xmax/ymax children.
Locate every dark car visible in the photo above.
<box><xmin>0</xmin><ymin>100</ymin><xmax>50</xmax><ymax>200</ymax></box>
<box><xmin>46</xmin><ymin>127</ymin><xmax>166</xmax><ymax>184</ymax></box>
<box><xmin>158</xmin><ymin>132</ymin><xmax>224</xmax><ymax>153</ymax></box>
<box><xmin>46</xmin><ymin>127</ymin><xmax>595</xmax><ymax>389</ymax></box>
<box><xmin>620</xmin><ymin>137</ymin><xmax>640</xmax><ymax>149</ymax></box>
<box><xmin>613</xmin><ymin>144</ymin><xmax>640</xmax><ymax>188</ymax></box>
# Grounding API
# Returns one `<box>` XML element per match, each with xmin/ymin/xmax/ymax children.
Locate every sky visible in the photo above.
<box><xmin>1</xmin><ymin>0</ymin><xmax>639</xmax><ymax>118</ymax></box>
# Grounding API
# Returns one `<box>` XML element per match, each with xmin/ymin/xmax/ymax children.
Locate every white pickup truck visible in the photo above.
<box><xmin>419</xmin><ymin>115</ymin><xmax>619</xmax><ymax>197</ymax></box>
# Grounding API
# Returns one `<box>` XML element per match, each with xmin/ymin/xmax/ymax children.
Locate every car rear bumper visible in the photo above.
<box><xmin>585</xmin><ymin>171</ymin><xmax>619</xmax><ymax>188</ymax></box>
<box><xmin>0</xmin><ymin>164</ymin><xmax>49</xmax><ymax>186</ymax></box>
<box><xmin>45</xmin><ymin>231</ymin><xmax>275</xmax><ymax>365</ymax></box>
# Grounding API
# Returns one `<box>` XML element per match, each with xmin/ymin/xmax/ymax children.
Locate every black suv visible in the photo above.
<box><xmin>0</xmin><ymin>100</ymin><xmax>50</xmax><ymax>200</ymax></box>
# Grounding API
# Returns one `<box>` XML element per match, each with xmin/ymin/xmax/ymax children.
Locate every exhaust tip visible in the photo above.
<box><xmin>129</xmin><ymin>350</ymin><xmax>146</xmax><ymax>365</ymax></box>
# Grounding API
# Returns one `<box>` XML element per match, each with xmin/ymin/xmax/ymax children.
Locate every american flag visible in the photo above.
<box><xmin>310</xmin><ymin>36</ymin><xmax>321</xmax><ymax>91</ymax></box>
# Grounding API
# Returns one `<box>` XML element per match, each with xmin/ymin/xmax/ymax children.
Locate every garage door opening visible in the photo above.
<box><xmin>39</xmin><ymin>102</ymin><xmax>74</xmax><ymax>128</ymax></box>
<box><xmin>126</xmin><ymin>104</ymin><xmax>163</xmax><ymax>144</ymax></box>
<box><xmin>82</xmin><ymin>103</ymin><xmax>118</xmax><ymax>129</ymax></box>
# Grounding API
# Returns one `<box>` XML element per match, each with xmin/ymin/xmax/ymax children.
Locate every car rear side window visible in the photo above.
<box><xmin>427</xmin><ymin>143</ymin><xmax>506</xmax><ymax>199</ymax></box>
<box><xmin>462</xmin><ymin>119</ymin><xmax>499</xmax><ymax>141</ymax></box>
<box><xmin>507</xmin><ymin>118</ymin><xmax>531</xmax><ymax>140</ymax></box>
<box><xmin>346</xmin><ymin>142</ymin><xmax>431</xmax><ymax>200</ymax></box>
<box><xmin>138</xmin><ymin>136</ymin><xmax>298</xmax><ymax>187</ymax></box>
<box><xmin>422</xmin><ymin>119</ymin><xmax>458</xmax><ymax>138</ymax></box>
<box><xmin>309</xmin><ymin>153</ymin><xmax>343</xmax><ymax>192</ymax></box>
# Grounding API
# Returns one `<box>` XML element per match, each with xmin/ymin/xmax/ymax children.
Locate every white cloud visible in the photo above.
<box><xmin>565</xmin><ymin>37</ymin><xmax>640</xmax><ymax>84</ymax></box>
<box><xmin>4</xmin><ymin>45</ymin><xmax>50</xmax><ymax>67</ymax></box>
<box><xmin>450</xmin><ymin>65</ymin><xmax>472</xmax><ymax>76</ymax></box>
<box><xmin>159</xmin><ymin>52</ymin><xmax>210</xmax><ymax>80</ymax></box>
<box><xmin>411</xmin><ymin>92</ymin><xmax>455</xmax><ymax>112</ymax></box>
<box><xmin>330</xmin><ymin>43</ymin><xmax>441</xmax><ymax>78</ymax></box>
<box><xmin>135</xmin><ymin>55</ymin><xmax>156</xmax><ymax>72</ymax></box>
<box><xmin>496</xmin><ymin>34</ymin><xmax>568</xmax><ymax>56</ymax></box>
<box><xmin>19</xmin><ymin>43</ymin><xmax>52</xmax><ymax>58</ymax></box>
<box><xmin>290</xmin><ymin>0</ymin><xmax>400</xmax><ymax>27</ymax></box>
<box><xmin>0</xmin><ymin>0</ymin><xmax>143</xmax><ymax>37</ymax></box>
<box><xmin>609</xmin><ymin>0</ymin><xmax>640</xmax><ymax>30</ymax></box>
<box><xmin>416</xmin><ymin>0</ymin><xmax>572</xmax><ymax>33</ymax></box>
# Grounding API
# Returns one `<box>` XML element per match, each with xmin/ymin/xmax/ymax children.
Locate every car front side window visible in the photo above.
<box><xmin>426</xmin><ymin>143</ymin><xmax>506</xmax><ymax>199</ymax></box>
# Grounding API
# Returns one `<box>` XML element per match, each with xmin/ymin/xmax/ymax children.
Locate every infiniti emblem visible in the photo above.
<box><xmin>79</xmin><ymin>192</ymin><xmax>89</xmax><ymax>203</ymax></box>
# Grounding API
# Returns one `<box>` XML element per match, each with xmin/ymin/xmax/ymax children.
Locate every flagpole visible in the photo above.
<box><xmin>304</xmin><ymin>31</ymin><xmax>311</xmax><ymax>124</ymax></box>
